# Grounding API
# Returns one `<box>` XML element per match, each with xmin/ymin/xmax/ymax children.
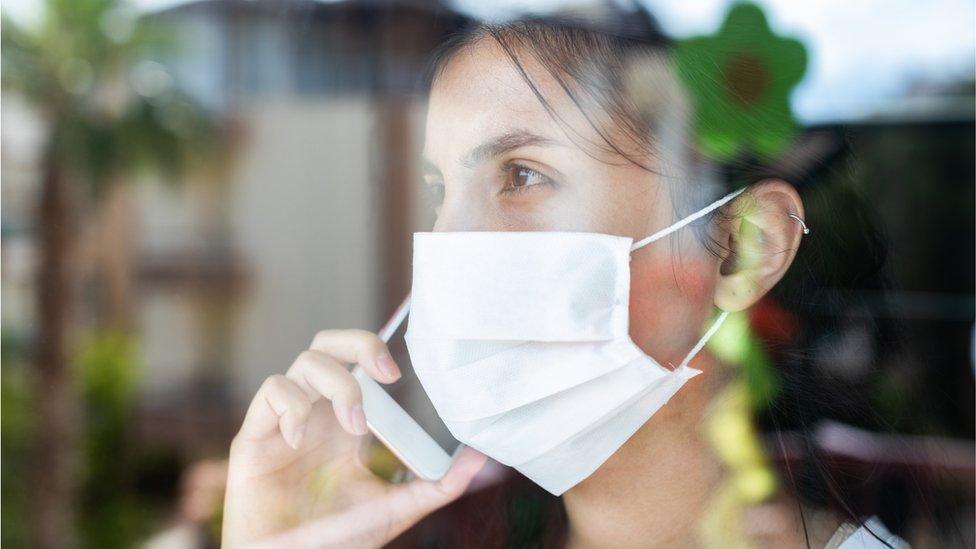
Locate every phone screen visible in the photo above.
<box><xmin>380</xmin><ymin>312</ymin><xmax>460</xmax><ymax>455</ymax></box>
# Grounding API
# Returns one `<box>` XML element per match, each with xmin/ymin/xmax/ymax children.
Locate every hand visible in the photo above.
<box><xmin>221</xmin><ymin>329</ymin><xmax>487</xmax><ymax>548</ymax></box>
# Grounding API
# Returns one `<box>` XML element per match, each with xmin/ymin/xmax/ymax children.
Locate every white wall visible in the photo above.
<box><xmin>228</xmin><ymin>99</ymin><xmax>382</xmax><ymax>395</ymax></box>
<box><xmin>135</xmin><ymin>96</ymin><xmax>432</xmax><ymax>402</ymax></box>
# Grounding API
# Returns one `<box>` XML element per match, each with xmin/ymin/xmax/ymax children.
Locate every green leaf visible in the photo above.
<box><xmin>674</xmin><ymin>2</ymin><xmax>808</xmax><ymax>161</ymax></box>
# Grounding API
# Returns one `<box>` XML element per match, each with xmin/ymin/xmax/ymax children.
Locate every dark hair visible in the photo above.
<box><xmin>428</xmin><ymin>16</ymin><xmax>778</xmax><ymax>261</ymax></box>
<box><xmin>429</xmin><ymin>16</ymin><xmax>670</xmax><ymax>171</ymax></box>
<box><xmin>413</xmin><ymin>14</ymin><xmax>950</xmax><ymax>549</ymax></box>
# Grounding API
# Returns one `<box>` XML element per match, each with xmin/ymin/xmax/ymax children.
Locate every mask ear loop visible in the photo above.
<box><xmin>630</xmin><ymin>187</ymin><xmax>747</xmax><ymax>252</ymax></box>
<box><xmin>671</xmin><ymin>310</ymin><xmax>729</xmax><ymax>371</ymax></box>
<box><xmin>379</xmin><ymin>295</ymin><xmax>412</xmax><ymax>343</ymax></box>
<box><xmin>626</xmin><ymin>188</ymin><xmax>742</xmax><ymax>370</ymax></box>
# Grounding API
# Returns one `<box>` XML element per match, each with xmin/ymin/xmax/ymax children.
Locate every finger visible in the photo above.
<box><xmin>285</xmin><ymin>350</ymin><xmax>367</xmax><ymax>436</ymax></box>
<box><xmin>242</xmin><ymin>448</ymin><xmax>489</xmax><ymax>549</ymax></box>
<box><xmin>310</xmin><ymin>329</ymin><xmax>400</xmax><ymax>383</ymax></box>
<box><xmin>237</xmin><ymin>375</ymin><xmax>312</xmax><ymax>449</ymax></box>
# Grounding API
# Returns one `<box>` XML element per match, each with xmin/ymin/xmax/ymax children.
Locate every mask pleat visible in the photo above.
<box><xmin>410</xmin><ymin>337</ymin><xmax>647</xmax><ymax>422</ymax></box>
<box><xmin>462</xmin><ymin>355</ymin><xmax>672</xmax><ymax>465</ymax></box>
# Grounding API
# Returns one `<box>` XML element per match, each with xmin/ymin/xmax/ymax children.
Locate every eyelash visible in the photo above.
<box><xmin>499</xmin><ymin>162</ymin><xmax>556</xmax><ymax>196</ymax></box>
<box><xmin>423</xmin><ymin>162</ymin><xmax>555</xmax><ymax>211</ymax></box>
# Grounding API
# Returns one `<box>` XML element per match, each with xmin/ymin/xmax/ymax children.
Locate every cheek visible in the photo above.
<box><xmin>627</xmin><ymin>253</ymin><xmax>717</xmax><ymax>362</ymax></box>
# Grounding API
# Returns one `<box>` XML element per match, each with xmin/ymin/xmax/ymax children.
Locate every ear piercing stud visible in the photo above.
<box><xmin>787</xmin><ymin>213</ymin><xmax>810</xmax><ymax>235</ymax></box>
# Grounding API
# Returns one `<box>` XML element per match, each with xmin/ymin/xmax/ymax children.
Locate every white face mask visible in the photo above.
<box><xmin>402</xmin><ymin>188</ymin><xmax>744</xmax><ymax>495</ymax></box>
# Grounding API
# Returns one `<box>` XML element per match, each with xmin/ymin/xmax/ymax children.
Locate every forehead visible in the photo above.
<box><xmin>424</xmin><ymin>38</ymin><xmax>594</xmax><ymax>162</ymax></box>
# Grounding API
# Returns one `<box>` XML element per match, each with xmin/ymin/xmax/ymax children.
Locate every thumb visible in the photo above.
<box><xmin>386</xmin><ymin>445</ymin><xmax>488</xmax><ymax>528</ymax></box>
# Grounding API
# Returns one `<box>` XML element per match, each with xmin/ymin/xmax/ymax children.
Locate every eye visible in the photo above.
<box><xmin>502</xmin><ymin>164</ymin><xmax>555</xmax><ymax>194</ymax></box>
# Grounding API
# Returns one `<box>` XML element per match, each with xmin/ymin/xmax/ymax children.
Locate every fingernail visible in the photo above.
<box><xmin>376</xmin><ymin>354</ymin><xmax>400</xmax><ymax>380</ymax></box>
<box><xmin>337</xmin><ymin>403</ymin><xmax>356</xmax><ymax>434</ymax></box>
<box><xmin>284</xmin><ymin>429</ymin><xmax>299</xmax><ymax>450</ymax></box>
<box><xmin>351</xmin><ymin>404</ymin><xmax>368</xmax><ymax>435</ymax></box>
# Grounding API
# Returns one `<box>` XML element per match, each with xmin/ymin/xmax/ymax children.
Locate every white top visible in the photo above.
<box><xmin>828</xmin><ymin>516</ymin><xmax>909</xmax><ymax>549</ymax></box>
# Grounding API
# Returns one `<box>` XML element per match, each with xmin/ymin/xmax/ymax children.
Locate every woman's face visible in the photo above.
<box><xmin>422</xmin><ymin>39</ymin><xmax>723</xmax><ymax>365</ymax></box>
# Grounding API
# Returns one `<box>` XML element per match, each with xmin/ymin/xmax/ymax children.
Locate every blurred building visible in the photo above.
<box><xmin>136</xmin><ymin>0</ymin><xmax>468</xmax><ymax>455</ymax></box>
<box><xmin>1</xmin><ymin>0</ymin><xmax>469</xmax><ymax>459</ymax></box>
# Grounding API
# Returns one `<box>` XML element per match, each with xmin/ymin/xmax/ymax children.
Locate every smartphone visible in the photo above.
<box><xmin>352</xmin><ymin>297</ymin><xmax>462</xmax><ymax>480</ymax></box>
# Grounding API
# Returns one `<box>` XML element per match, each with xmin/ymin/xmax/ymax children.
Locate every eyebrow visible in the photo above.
<box><xmin>423</xmin><ymin>129</ymin><xmax>560</xmax><ymax>176</ymax></box>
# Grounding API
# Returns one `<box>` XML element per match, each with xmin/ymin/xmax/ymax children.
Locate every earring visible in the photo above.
<box><xmin>787</xmin><ymin>213</ymin><xmax>810</xmax><ymax>235</ymax></box>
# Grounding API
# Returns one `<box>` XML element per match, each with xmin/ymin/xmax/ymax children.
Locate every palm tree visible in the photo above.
<box><xmin>2</xmin><ymin>1</ymin><xmax>219</xmax><ymax>546</ymax></box>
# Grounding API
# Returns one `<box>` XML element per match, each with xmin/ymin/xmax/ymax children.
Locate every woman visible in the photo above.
<box><xmin>221</xmin><ymin>17</ymin><xmax>906</xmax><ymax>548</ymax></box>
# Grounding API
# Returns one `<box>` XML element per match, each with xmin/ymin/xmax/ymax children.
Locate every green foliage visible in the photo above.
<box><xmin>1</xmin><ymin>0</ymin><xmax>218</xmax><ymax>196</ymax></box>
<box><xmin>1</xmin><ymin>330</ymin><xmax>36</xmax><ymax>547</ymax></box>
<box><xmin>3</xmin><ymin>2</ymin><xmax>222</xmax><ymax>543</ymax></box>
<box><xmin>709</xmin><ymin>311</ymin><xmax>780</xmax><ymax>411</ymax></box>
<box><xmin>74</xmin><ymin>329</ymin><xmax>156</xmax><ymax>549</ymax></box>
<box><xmin>0</xmin><ymin>330</ymin><xmax>159</xmax><ymax>548</ymax></box>
<box><xmin>674</xmin><ymin>2</ymin><xmax>807</xmax><ymax>161</ymax></box>
<box><xmin>75</xmin><ymin>330</ymin><xmax>140</xmax><ymax>447</ymax></box>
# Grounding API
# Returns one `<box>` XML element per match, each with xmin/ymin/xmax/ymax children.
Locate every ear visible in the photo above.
<box><xmin>714</xmin><ymin>180</ymin><xmax>805</xmax><ymax>312</ymax></box>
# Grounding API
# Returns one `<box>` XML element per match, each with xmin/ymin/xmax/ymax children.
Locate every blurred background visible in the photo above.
<box><xmin>0</xmin><ymin>0</ymin><xmax>973</xmax><ymax>547</ymax></box>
